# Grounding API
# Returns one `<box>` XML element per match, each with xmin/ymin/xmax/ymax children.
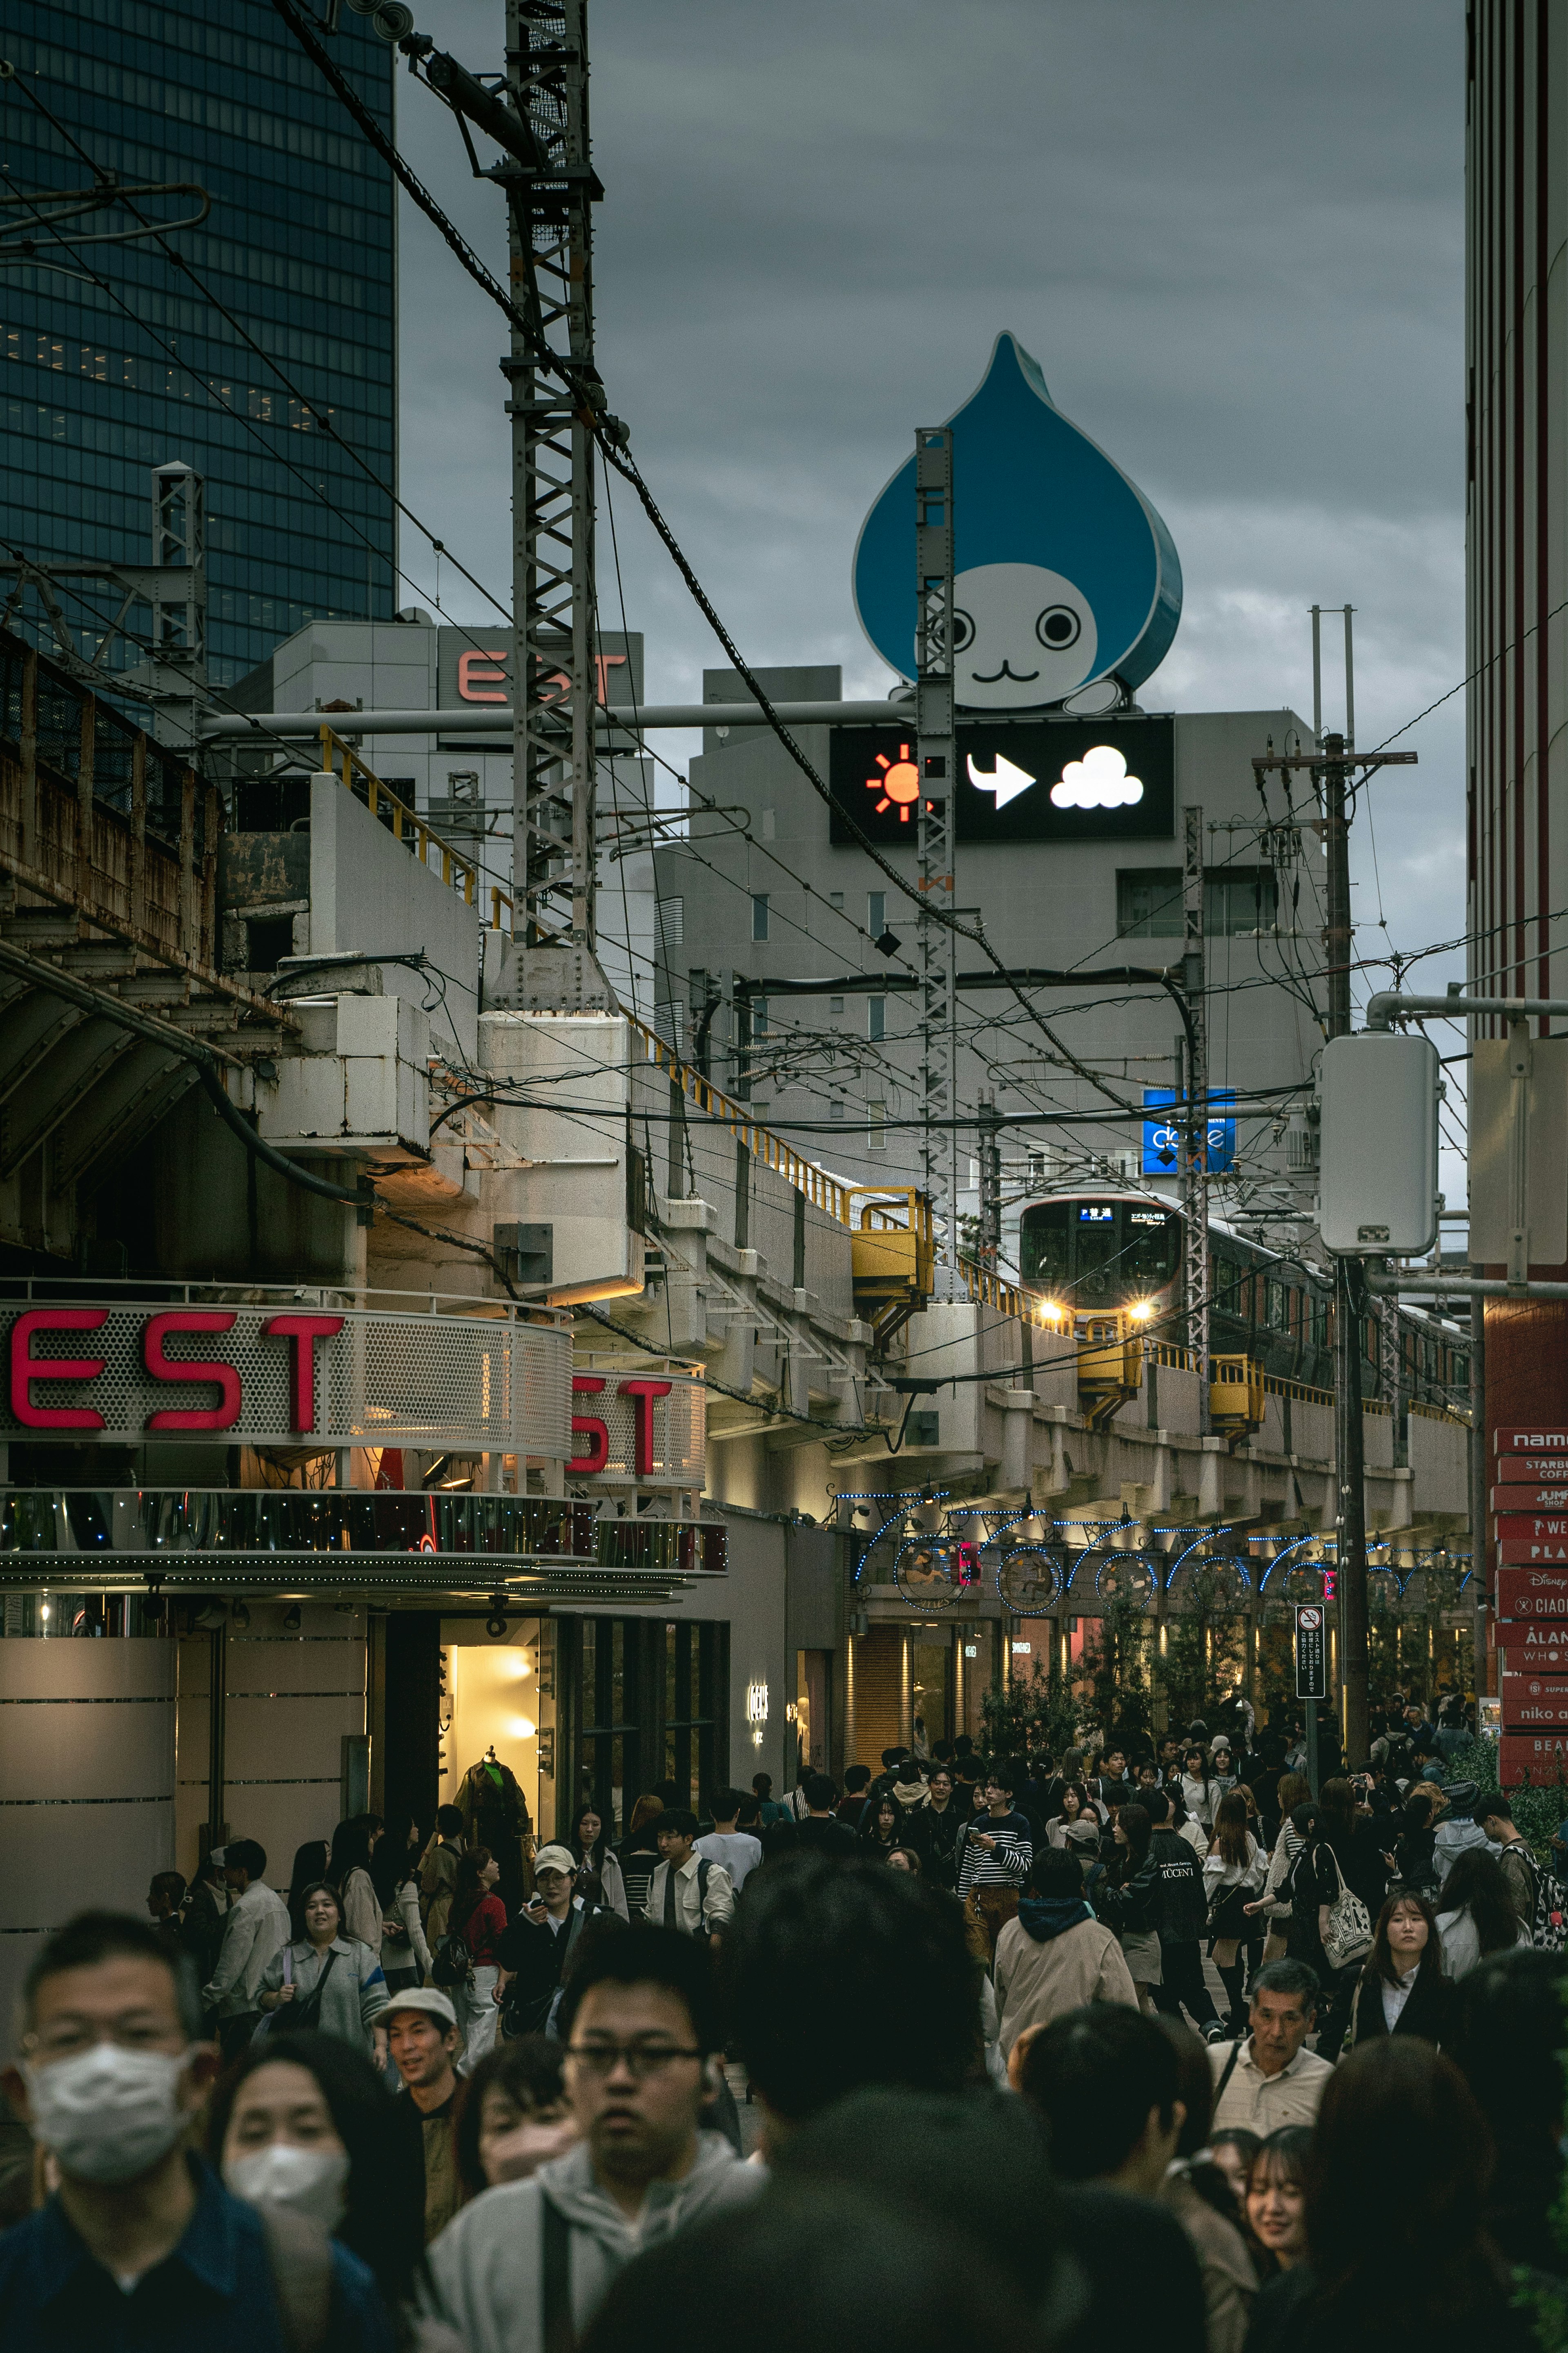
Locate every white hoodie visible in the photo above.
<box><xmin>425</xmin><ymin>2129</ymin><xmax>761</xmax><ymax>2353</ymax></box>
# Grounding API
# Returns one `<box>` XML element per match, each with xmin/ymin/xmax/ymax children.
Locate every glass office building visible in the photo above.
<box><xmin>1</xmin><ymin>2</ymin><xmax>396</xmax><ymax>687</ymax></box>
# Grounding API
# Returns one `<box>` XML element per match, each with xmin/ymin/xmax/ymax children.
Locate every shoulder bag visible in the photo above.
<box><xmin>1321</xmin><ymin>1846</ymin><xmax>1374</xmax><ymax>1971</ymax></box>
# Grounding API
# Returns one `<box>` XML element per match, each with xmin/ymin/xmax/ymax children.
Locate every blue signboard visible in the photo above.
<box><xmin>1143</xmin><ymin>1087</ymin><xmax>1236</xmax><ymax>1176</ymax></box>
<box><xmin>852</xmin><ymin>332</ymin><xmax>1183</xmax><ymax>707</ymax></box>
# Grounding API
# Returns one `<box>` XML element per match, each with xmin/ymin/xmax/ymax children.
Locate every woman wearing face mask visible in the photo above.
<box><xmin>451</xmin><ymin>2034</ymin><xmax>578</xmax><ymax>2199</ymax></box>
<box><xmin>256</xmin><ymin>1882</ymin><xmax>392</xmax><ymax>2066</ymax></box>
<box><xmin>210</xmin><ymin>2030</ymin><xmax>439</xmax><ymax>2347</ymax></box>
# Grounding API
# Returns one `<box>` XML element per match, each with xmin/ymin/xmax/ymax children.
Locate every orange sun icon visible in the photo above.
<box><xmin>866</xmin><ymin>743</ymin><xmax>922</xmax><ymax>820</ymax></box>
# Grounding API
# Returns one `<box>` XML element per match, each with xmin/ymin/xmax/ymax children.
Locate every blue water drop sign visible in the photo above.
<box><xmin>1143</xmin><ymin>1087</ymin><xmax>1236</xmax><ymax>1176</ymax></box>
<box><xmin>853</xmin><ymin>332</ymin><xmax>1182</xmax><ymax>706</ymax></box>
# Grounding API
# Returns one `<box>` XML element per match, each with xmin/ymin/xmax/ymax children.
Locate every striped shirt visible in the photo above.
<box><xmin>956</xmin><ymin>1810</ymin><xmax>1033</xmax><ymax>1896</ymax></box>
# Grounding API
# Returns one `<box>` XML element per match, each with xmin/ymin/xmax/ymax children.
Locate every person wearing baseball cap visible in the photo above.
<box><xmin>385</xmin><ymin>1985</ymin><xmax>465</xmax><ymax>2242</ymax></box>
<box><xmin>496</xmin><ymin>1844</ymin><xmax>617</xmax><ymax>2041</ymax></box>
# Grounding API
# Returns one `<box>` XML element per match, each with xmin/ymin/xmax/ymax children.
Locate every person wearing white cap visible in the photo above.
<box><xmin>496</xmin><ymin>1845</ymin><xmax>616</xmax><ymax>2040</ymax></box>
<box><xmin>385</xmin><ymin>1985</ymin><xmax>465</xmax><ymax>2243</ymax></box>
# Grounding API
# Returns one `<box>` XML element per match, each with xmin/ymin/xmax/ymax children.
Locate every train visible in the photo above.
<box><xmin>1015</xmin><ymin>1188</ymin><xmax>1469</xmax><ymax>1415</ymax></box>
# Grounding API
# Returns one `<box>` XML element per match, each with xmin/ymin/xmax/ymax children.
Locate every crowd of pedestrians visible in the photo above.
<box><xmin>2</xmin><ymin>1686</ymin><xmax>1564</xmax><ymax>2353</ymax></box>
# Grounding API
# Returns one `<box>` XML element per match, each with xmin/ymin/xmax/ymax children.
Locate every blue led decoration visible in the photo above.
<box><xmin>852</xmin><ymin>332</ymin><xmax>1183</xmax><ymax>707</ymax></box>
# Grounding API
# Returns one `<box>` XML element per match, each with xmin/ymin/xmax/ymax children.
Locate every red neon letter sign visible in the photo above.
<box><xmin>261</xmin><ymin>1315</ymin><xmax>344</xmax><ymax>1434</ymax></box>
<box><xmin>143</xmin><ymin>1311</ymin><xmax>242</xmax><ymax>1432</ymax></box>
<box><xmin>10</xmin><ymin>1309</ymin><xmax>108</xmax><ymax>1430</ymax></box>
<box><xmin>570</xmin><ymin>1374</ymin><xmax>609</xmax><ymax>1473</ymax></box>
<box><xmin>618</xmin><ymin>1378</ymin><xmax>673</xmax><ymax>1478</ymax></box>
<box><xmin>457</xmin><ymin>650</ymin><xmax>508</xmax><ymax>703</ymax></box>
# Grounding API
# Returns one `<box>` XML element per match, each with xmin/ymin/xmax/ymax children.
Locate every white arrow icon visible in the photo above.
<box><xmin>966</xmin><ymin>751</ymin><xmax>1036</xmax><ymax>811</ymax></box>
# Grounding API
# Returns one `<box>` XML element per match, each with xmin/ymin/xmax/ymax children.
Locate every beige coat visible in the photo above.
<box><xmin>1161</xmin><ymin>2167</ymin><xmax>1257</xmax><ymax>2353</ymax></box>
<box><xmin>991</xmin><ymin>1910</ymin><xmax>1138</xmax><ymax>2054</ymax></box>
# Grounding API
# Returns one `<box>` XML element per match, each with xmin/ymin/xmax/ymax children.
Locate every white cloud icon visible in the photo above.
<box><xmin>1050</xmin><ymin>743</ymin><xmax>1145</xmax><ymax>809</ymax></box>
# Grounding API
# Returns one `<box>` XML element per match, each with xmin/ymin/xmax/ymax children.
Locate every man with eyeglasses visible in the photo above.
<box><xmin>425</xmin><ymin>1925</ymin><xmax>758</xmax><ymax>2353</ymax></box>
<box><xmin>0</xmin><ymin>1909</ymin><xmax>388</xmax><ymax>2351</ymax></box>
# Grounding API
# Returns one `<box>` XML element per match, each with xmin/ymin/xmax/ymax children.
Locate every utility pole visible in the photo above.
<box><xmin>1180</xmin><ymin>804</ymin><xmax>1210</xmax><ymax>1396</ymax></box>
<box><xmin>1254</xmin><ymin>646</ymin><xmax>1416</xmax><ymax>1768</ymax></box>
<box><xmin>978</xmin><ymin>1094</ymin><xmax>1002</xmax><ymax>1275</ymax></box>
<box><xmin>502</xmin><ymin>0</ymin><xmax>603</xmax><ymax>985</ymax></box>
<box><xmin>915</xmin><ymin>426</ymin><xmax>958</xmax><ymax>1295</ymax></box>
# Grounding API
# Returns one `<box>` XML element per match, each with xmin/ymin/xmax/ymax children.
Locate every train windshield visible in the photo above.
<box><xmin>1019</xmin><ymin>1199</ymin><xmax>1181</xmax><ymax>1306</ymax></box>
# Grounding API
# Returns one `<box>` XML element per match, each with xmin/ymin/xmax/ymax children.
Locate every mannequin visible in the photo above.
<box><xmin>457</xmin><ymin>1747</ymin><xmax>535</xmax><ymax>1913</ymax></box>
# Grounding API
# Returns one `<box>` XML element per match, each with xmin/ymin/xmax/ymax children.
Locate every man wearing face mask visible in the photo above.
<box><xmin>0</xmin><ymin>1909</ymin><xmax>392</xmax><ymax>2351</ymax></box>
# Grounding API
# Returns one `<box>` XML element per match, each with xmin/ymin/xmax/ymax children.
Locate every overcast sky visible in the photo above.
<box><xmin>396</xmin><ymin>0</ymin><xmax>1468</xmax><ymax>1022</ymax></box>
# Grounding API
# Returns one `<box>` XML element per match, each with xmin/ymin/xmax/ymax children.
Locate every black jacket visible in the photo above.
<box><xmin>1151</xmin><ymin>1828</ymin><xmax>1208</xmax><ymax>1943</ymax></box>
<box><xmin>1098</xmin><ymin>1849</ymin><xmax>1163</xmax><ymax>1937</ymax></box>
<box><xmin>1348</xmin><ymin>1960</ymin><xmax>1454</xmax><ymax>2049</ymax></box>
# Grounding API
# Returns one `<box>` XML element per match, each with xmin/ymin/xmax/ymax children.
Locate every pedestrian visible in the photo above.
<box><xmin>992</xmin><ymin>1848</ymin><xmax>1138</xmax><ymax>2057</ymax></box>
<box><xmin>0</xmin><ymin>1911</ymin><xmax>389</xmax><ymax>2349</ymax></box>
<box><xmin>209</xmin><ymin>2027</ymin><xmax>427</xmax><ymax>2336</ymax></box>
<box><xmin>1180</xmin><ymin>1744</ymin><xmax>1217</xmax><ymax>1833</ymax></box>
<box><xmin>203</xmin><ymin>1839</ymin><xmax>291</xmax><ymax>2061</ymax></box>
<box><xmin>1066</xmin><ymin>1812</ymin><xmax>1109</xmax><ymax>1905</ymax></box>
<box><xmin>954</xmin><ymin>1761</ymin><xmax>1033</xmax><ymax>1963</ymax></box>
<box><xmin>287</xmin><ymin>1840</ymin><xmax>330</xmax><ymax>1944</ymax></box>
<box><xmin>1295</xmin><ymin>1782</ymin><xmax>1385</xmax><ymax>2061</ymax></box>
<box><xmin>446</xmin><ymin>1847</ymin><xmax>508</xmax><ymax>2066</ymax></box>
<box><xmin>1204</xmin><ymin>1792</ymin><xmax>1267</xmax><ymax>2033</ymax></box>
<box><xmin>1148</xmin><ymin>1791</ymin><xmax>1224</xmax><ymax>2041</ymax></box>
<box><xmin>867</xmin><ymin>1746</ymin><xmax>909</xmax><ymax>1803</ymax></box>
<box><xmin>1014</xmin><ymin>2005</ymin><xmax>1211</xmax><ymax>2353</ymax></box>
<box><xmin>836</xmin><ymin>1765</ymin><xmax>873</xmax><ymax>1826</ymax></box>
<box><xmin>614</xmin><ymin>1794</ymin><xmax>666</xmax><ymax>1916</ymax></box>
<box><xmin>452</xmin><ymin>2036</ymin><xmax>577</xmax><ymax>2199</ymax></box>
<box><xmin>497</xmin><ymin>1842</ymin><xmax>616</xmax><ymax>2038</ymax></box>
<box><xmin>331</xmin><ymin>1813</ymin><xmax>387</xmax><ymax>1954</ymax></box>
<box><xmin>794</xmin><ymin>1772</ymin><xmax>860</xmax><ymax>1856</ymax></box>
<box><xmin>385</xmin><ymin>1986</ymin><xmax>466</xmax><ymax>2244</ymax></box>
<box><xmin>1045</xmin><ymin>1780</ymin><xmax>1095</xmax><ymax>1843</ymax></box>
<box><xmin>643</xmin><ymin>1809</ymin><xmax>735</xmax><ymax>1937</ymax></box>
<box><xmin>1207</xmin><ymin>1959</ymin><xmax>1332</xmax><ymax>2133</ymax></box>
<box><xmin>1209</xmin><ymin>1742</ymin><xmax>1238</xmax><ymax>1804</ymax></box>
<box><xmin>922</xmin><ymin>1766</ymin><xmax>964</xmax><ymax>1888</ymax></box>
<box><xmin>722</xmin><ymin>1855</ymin><xmax>980</xmax><ymax>2155</ymax></box>
<box><xmin>886</xmin><ymin>1845</ymin><xmax>923</xmax><ymax>1873</ymax></box>
<box><xmin>1475</xmin><ymin>1793</ymin><xmax>1540</xmax><ymax>1929</ymax></box>
<box><xmin>145</xmin><ymin>1871</ymin><xmax>187</xmax><ymax>1962</ymax></box>
<box><xmin>1208</xmin><ymin>2126</ymin><xmax>1260</xmax><ymax>2211</ymax></box>
<box><xmin>419</xmin><ymin>1806</ymin><xmax>466</xmax><ymax>1947</ymax></box>
<box><xmin>1450</xmin><ymin>1946</ymin><xmax>1567</xmax><ymax>2275</ymax></box>
<box><xmin>1098</xmin><ymin>1800</ymin><xmax>1164</xmax><ymax>2012</ymax></box>
<box><xmin>858</xmin><ymin>1793</ymin><xmax>906</xmax><ymax>1857</ymax></box>
<box><xmin>752</xmin><ymin>1770</ymin><xmax>788</xmax><ymax>1825</ymax></box>
<box><xmin>1393</xmin><ymin>1789</ymin><xmax>1439</xmax><ymax>1896</ymax></box>
<box><xmin>377</xmin><ymin>1820</ymin><xmax>434</xmax><ymax>1996</ymax></box>
<box><xmin>1243</xmin><ymin>2125</ymin><xmax>1311</xmax><ymax>2279</ymax></box>
<box><xmin>1435</xmin><ymin>1848</ymin><xmax>1529</xmax><ymax>1979</ymax></box>
<box><xmin>1243</xmin><ymin>2041</ymin><xmax>1535</xmax><ymax>2353</ymax></box>
<box><xmin>256</xmin><ymin>1880</ymin><xmax>391</xmax><ymax>2063</ymax></box>
<box><xmin>571</xmin><ymin>1803</ymin><xmax>630</xmax><ymax>1918</ymax></box>
<box><xmin>423</xmin><ymin>1927</ymin><xmax>760</xmax><ymax>2353</ymax></box>
<box><xmin>693</xmin><ymin>1789</ymin><xmax>762</xmax><ymax>1893</ymax></box>
<box><xmin>1346</xmin><ymin>1890</ymin><xmax>1452</xmax><ymax>2047</ymax></box>
<box><xmin>1431</xmin><ymin>1779</ymin><xmax>1494</xmax><ymax>1889</ymax></box>
<box><xmin>180</xmin><ymin>1849</ymin><xmax>230</xmax><ymax>1991</ymax></box>
<box><xmin>891</xmin><ymin>1757</ymin><xmax>931</xmax><ymax>1818</ymax></box>
<box><xmin>1158</xmin><ymin>2018</ymin><xmax>1261</xmax><ymax>2353</ymax></box>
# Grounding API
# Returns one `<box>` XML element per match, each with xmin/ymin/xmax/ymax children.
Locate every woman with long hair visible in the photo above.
<box><xmin>329</xmin><ymin>1813</ymin><xmax>385</xmax><ymax>1954</ymax></box>
<box><xmin>1045</xmin><ymin>1782</ymin><xmax>1092</xmax><ymax>1846</ymax></box>
<box><xmin>570</xmin><ymin>1800</ymin><xmax>629</xmax><ymax>1919</ymax></box>
<box><xmin>1436</xmin><ymin>1848</ymin><xmax>1529</xmax><ymax>1979</ymax></box>
<box><xmin>1394</xmin><ymin>1789</ymin><xmax>1439</xmax><ymax>1897</ymax></box>
<box><xmin>1203</xmin><ymin>1789</ymin><xmax>1266</xmax><ymax>2032</ymax></box>
<box><xmin>448</xmin><ymin>1845</ymin><xmax>506</xmax><ymax>2066</ymax></box>
<box><xmin>615</xmin><ymin>1792</ymin><xmax>665</xmax><ymax>1917</ymax></box>
<box><xmin>209</xmin><ymin>2029</ymin><xmax>425</xmax><ymax>2345</ymax></box>
<box><xmin>1245</xmin><ymin>2126</ymin><xmax>1312</xmax><ymax>2280</ymax></box>
<box><xmin>1097</xmin><ymin>1801</ymin><xmax>1163</xmax><ymax>2013</ymax></box>
<box><xmin>1247</xmin><ymin>1780</ymin><xmax>1311</xmax><ymax>1962</ymax></box>
<box><xmin>1307</xmin><ymin>1777</ymin><xmax>1389</xmax><ymax>2061</ymax></box>
<box><xmin>451</xmin><ymin>2034</ymin><xmax>577</xmax><ymax>2200</ymax></box>
<box><xmin>375</xmin><ymin>1817</ymin><xmax>432</xmax><ymax>1995</ymax></box>
<box><xmin>1348</xmin><ymin>1890</ymin><xmax>1451</xmax><ymax>2048</ymax></box>
<box><xmin>1245</xmin><ymin>2043</ymin><xmax>1532</xmax><ymax>2353</ymax></box>
<box><xmin>1179</xmin><ymin>1744</ymin><xmax>1216</xmax><ymax>1833</ymax></box>
<box><xmin>256</xmin><ymin>1880</ymin><xmax>390</xmax><ymax>2063</ymax></box>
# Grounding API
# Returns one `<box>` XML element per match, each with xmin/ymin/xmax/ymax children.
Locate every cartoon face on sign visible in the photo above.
<box><xmin>852</xmin><ymin>332</ymin><xmax>1182</xmax><ymax>706</ymax></box>
<box><xmin>951</xmin><ymin>563</ymin><xmax>1097</xmax><ymax>707</ymax></box>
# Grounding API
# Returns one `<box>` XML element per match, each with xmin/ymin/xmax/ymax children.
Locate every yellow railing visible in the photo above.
<box><xmin>318</xmin><ymin>725</ymin><xmax>479</xmax><ymax>908</ymax></box>
<box><xmin>960</xmin><ymin>1260</ymin><xmax>1064</xmax><ymax>1328</ymax></box>
<box><xmin>1408</xmin><ymin>1398</ymin><xmax>1471</xmax><ymax>1427</ymax></box>
<box><xmin>1262</xmin><ymin>1371</ymin><xmax>1335</xmax><ymax>1408</ymax></box>
<box><xmin>1147</xmin><ymin>1338</ymin><xmax>1196</xmax><ymax>1372</ymax></box>
<box><xmin>627</xmin><ymin>1013</ymin><xmax>871</xmax><ymax>1221</ymax></box>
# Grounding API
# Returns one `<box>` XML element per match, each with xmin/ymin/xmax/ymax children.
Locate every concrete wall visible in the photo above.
<box><xmin>0</xmin><ymin>1637</ymin><xmax>176</xmax><ymax>2044</ymax></box>
<box><xmin>310</xmin><ymin>774</ymin><xmax>480</xmax><ymax>1063</ymax></box>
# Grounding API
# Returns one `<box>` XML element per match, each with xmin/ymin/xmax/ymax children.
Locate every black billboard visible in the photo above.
<box><xmin>827</xmin><ymin>713</ymin><xmax>1174</xmax><ymax>847</ymax></box>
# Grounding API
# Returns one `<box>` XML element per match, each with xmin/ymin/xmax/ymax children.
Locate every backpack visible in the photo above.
<box><xmin>431</xmin><ymin>1925</ymin><xmax>473</xmax><ymax>1988</ymax></box>
<box><xmin>1511</xmin><ymin>1845</ymin><xmax>1568</xmax><ymax>1953</ymax></box>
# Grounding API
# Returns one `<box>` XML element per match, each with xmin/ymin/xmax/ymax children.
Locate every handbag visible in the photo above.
<box><xmin>1321</xmin><ymin>1847</ymin><xmax>1374</xmax><ymax>1971</ymax></box>
<box><xmin>252</xmin><ymin>1946</ymin><xmax>340</xmax><ymax>2043</ymax></box>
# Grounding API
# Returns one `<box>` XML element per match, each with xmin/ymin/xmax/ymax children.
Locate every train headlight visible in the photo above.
<box><xmin>1129</xmin><ymin>1299</ymin><xmax>1154</xmax><ymax>1322</ymax></box>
